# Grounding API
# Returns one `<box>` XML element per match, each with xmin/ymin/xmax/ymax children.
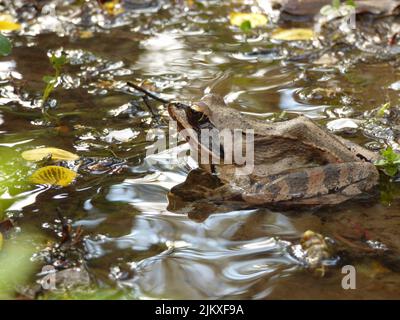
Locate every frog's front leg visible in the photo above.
<box><xmin>242</xmin><ymin>162</ymin><xmax>379</xmax><ymax>206</ymax></box>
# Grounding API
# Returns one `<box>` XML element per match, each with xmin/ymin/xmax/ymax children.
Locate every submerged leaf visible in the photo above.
<box><xmin>22</xmin><ymin>147</ymin><xmax>79</xmax><ymax>162</ymax></box>
<box><xmin>30</xmin><ymin>166</ymin><xmax>77</xmax><ymax>187</ymax></box>
<box><xmin>230</xmin><ymin>12</ymin><xmax>268</xmax><ymax>28</ymax></box>
<box><xmin>271</xmin><ymin>28</ymin><xmax>315</xmax><ymax>41</ymax></box>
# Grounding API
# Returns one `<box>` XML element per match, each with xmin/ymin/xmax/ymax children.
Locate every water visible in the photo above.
<box><xmin>1</xmin><ymin>0</ymin><xmax>400</xmax><ymax>299</ymax></box>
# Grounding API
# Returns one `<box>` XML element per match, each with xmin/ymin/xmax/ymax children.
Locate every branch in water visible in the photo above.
<box><xmin>126</xmin><ymin>81</ymin><xmax>170</xmax><ymax>104</ymax></box>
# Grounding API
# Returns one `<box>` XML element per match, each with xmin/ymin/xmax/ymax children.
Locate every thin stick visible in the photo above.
<box><xmin>142</xmin><ymin>96</ymin><xmax>157</xmax><ymax>117</ymax></box>
<box><xmin>126</xmin><ymin>81</ymin><xmax>170</xmax><ymax>104</ymax></box>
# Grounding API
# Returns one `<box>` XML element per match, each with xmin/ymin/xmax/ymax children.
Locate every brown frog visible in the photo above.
<box><xmin>168</xmin><ymin>94</ymin><xmax>380</xmax><ymax>208</ymax></box>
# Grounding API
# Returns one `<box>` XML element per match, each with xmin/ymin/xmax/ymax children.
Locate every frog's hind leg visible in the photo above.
<box><xmin>242</xmin><ymin>162</ymin><xmax>379</xmax><ymax>206</ymax></box>
<box><xmin>276</xmin><ymin>116</ymin><xmax>361</xmax><ymax>163</ymax></box>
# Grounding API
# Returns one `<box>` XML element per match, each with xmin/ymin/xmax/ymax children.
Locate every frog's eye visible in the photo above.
<box><xmin>191</xmin><ymin>102</ymin><xmax>211</xmax><ymax>118</ymax></box>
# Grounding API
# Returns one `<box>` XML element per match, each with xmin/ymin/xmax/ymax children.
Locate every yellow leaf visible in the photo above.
<box><xmin>30</xmin><ymin>166</ymin><xmax>77</xmax><ymax>187</ymax></box>
<box><xmin>100</xmin><ymin>0</ymin><xmax>125</xmax><ymax>16</ymax></box>
<box><xmin>0</xmin><ymin>21</ymin><xmax>20</xmax><ymax>31</ymax></box>
<box><xmin>22</xmin><ymin>147</ymin><xmax>79</xmax><ymax>162</ymax></box>
<box><xmin>0</xmin><ymin>233</ymin><xmax>3</xmax><ymax>250</ymax></box>
<box><xmin>229</xmin><ymin>12</ymin><xmax>268</xmax><ymax>28</ymax></box>
<box><xmin>271</xmin><ymin>28</ymin><xmax>315</xmax><ymax>41</ymax></box>
<box><xmin>79</xmin><ymin>30</ymin><xmax>94</xmax><ymax>39</ymax></box>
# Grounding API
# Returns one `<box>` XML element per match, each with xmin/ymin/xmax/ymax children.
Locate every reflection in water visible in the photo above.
<box><xmin>130</xmin><ymin>239</ymin><xmax>295</xmax><ymax>299</ymax></box>
<box><xmin>137</xmin><ymin>32</ymin><xmax>209</xmax><ymax>81</ymax></box>
<box><xmin>81</xmin><ymin>149</ymin><xmax>301</xmax><ymax>299</ymax></box>
<box><xmin>279</xmin><ymin>88</ymin><xmax>327</xmax><ymax>117</ymax></box>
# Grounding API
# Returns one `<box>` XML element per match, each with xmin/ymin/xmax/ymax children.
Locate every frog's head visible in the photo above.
<box><xmin>167</xmin><ymin>94</ymin><xmax>227</xmax><ymax>133</ymax></box>
<box><xmin>167</xmin><ymin>94</ymin><xmax>227</xmax><ymax>170</ymax></box>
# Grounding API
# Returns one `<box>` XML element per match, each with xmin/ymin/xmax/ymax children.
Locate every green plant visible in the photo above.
<box><xmin>376</xmin><ymin>102</ymin><xmax>391</xmax><ymax>118</ymax></box>
<box><xmin>41</xmin><ymin>53</ymin><xmax>68</xmax><ymax>122</ymax></box>
<box><xmin>374</xmin><ymin>147</ymin><xmax>400</xmax><ymax>177</ymax></box>
<box><xmin>42</xmin><ymin>53</ymin><xmax>67</xmax><ymax>104</ymax></box>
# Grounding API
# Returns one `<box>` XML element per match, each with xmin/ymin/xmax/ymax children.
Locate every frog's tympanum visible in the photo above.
<box><xmin>168</xmin><ymin>94</ymin><xmax>380</xmax><ymax>208</ymax></box>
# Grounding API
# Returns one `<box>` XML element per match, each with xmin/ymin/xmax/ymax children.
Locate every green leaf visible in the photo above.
<box><xmin>0</xmin><ymin>33</ymin><xmax>11</xmax><ymax>56</ymax></box>
<box><xmin>381</xmin><ymin>147</ymin><xmax>400</xmax><ymax>163</ymax></box>
<box><xmin>240</xmin><ymin>20</ymin><xmax>252</xmax><ymax>32</ymax></box>
<box><xmin>374</xmin><ymin>147</ymin><xmax>400</xmax><ymax>176</ymax></box>
<box><xmin>385</xmin><ymin>165</ymin><xmax>398</xmax><ymax>177</ymax></box>
<box><xmin>50</xmin><ymin>53</ymin><xmax>67</xmax><ymax>69</ymax></box>
<box><xmin>346</xmin><ymin>0</ymin><xmax>356</xmax><ymax>7</ymax></box>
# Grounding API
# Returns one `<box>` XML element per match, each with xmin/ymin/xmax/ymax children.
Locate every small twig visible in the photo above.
<box><xmin>126</xmin><ymin>81</ymin><xmax>170</xmax><ymax>104</ymax></box>
<box><xmin>333</xmin><ymin>231</ymin><xmax>376</xmax><ymax>253</ymax></box>
<box><xmin>142</xmin><ymin>96</ymin><xmax>157</xmax><ymax>117</ymax></box>
<box><xmin>56</xmin><ymin>208</ymin><xmax>71</xmax><ymax>245</ymax></box>
<box><xmin>71</xmin><ymin>226</ymin><xmax>84</xmax><ymax>246</ymax></box>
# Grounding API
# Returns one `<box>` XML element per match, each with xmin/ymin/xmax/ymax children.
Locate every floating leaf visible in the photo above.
<box><xmin>30</xmin><ymin>166</ymin><xmax>77</xmax><ymax>187</ymax></box>
<box><xmin>0</xmin><ymin>21</ymin><xmax>20</xmax><ymax>31</ymax></box>
<box><xmin>22</xmin><ymin>147</ymin><xmax>79</xmax><ymax>162</ymax></box>
<box><xmin>229</xmin><ymin>12</ymin><xmax>268</xmax><ymax>28</ymax></box>
<box><xmin>0</xmin><ymin>34</ymin><xmax>11</xmax><ymax>56</ymax></box>
<box><xmin>271</xmin><ymin>28</ymin><xmax>315</xmax><ymax>41</ymax></box>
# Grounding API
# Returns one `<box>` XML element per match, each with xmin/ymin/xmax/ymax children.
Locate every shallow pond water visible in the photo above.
<box><xmin>1</xmin><ymin>0</ymin><xmax>400</xmax><ymax>299</ymax></box>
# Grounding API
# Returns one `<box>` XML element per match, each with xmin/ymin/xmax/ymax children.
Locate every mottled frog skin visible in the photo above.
<box><xmin>168</xmin><ymin>94</ymin><xmax>380</xmax><ymax>207</ymax></box>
